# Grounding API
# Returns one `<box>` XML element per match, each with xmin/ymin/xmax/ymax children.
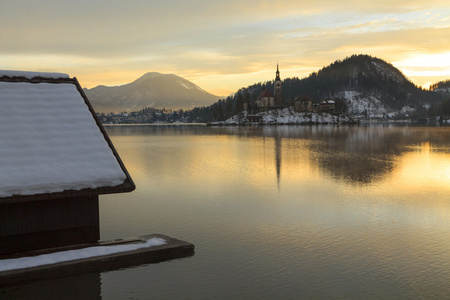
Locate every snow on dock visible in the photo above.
<box><xmin>0</xmin><ymin>234</ymin><xmax>194</xmax><ymax>286</ymax></box>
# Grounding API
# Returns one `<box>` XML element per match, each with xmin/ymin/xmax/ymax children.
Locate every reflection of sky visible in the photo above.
<box><xmin>106</xmin><ymin>125</ymin><xmax>450</xmax><ymax>191</ymax></box>
<box><xmin>97</xmin><ymin>125</ymin><xmax>450</xmax><ymax>299</ymax></box>
<box><xmin>387</xmin><ymin>142</ymin><xmax>450</xmax><ymax>194</ymax></box>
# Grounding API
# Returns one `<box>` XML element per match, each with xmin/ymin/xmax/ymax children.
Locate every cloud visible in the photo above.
<box><xmin>1</xmin><ymin>0</ymin><xmax>449</xmax><ymax>93</ymax></box>
<box><xmin>1</xmin><ymin>1</ymin><xmax>448</xmax><ymax>55</ymax></box>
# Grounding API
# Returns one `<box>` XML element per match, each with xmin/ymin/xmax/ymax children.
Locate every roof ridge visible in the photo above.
<box><xmin>0</xmin><ymin>70</ymin><xmax>70</xmax><ymax>81</ymax></box>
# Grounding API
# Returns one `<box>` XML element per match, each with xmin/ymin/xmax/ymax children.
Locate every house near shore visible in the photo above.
<box><xmin>294</xmin><ymin>95</ymin><xmax>336</xmax><ymax>114</ymax></box>
<box><xmin>319</xmin><ymin>100</ymin><xmax>335</xmax><ymax>113</ymax></box>
<box><xmin>0</xmin><ymin>70</ymin><xmax>135</xmax><ymax>255</ymax></box>
<box><xmin>294</xmin><ymin>94</ymin><xmax>313</xmax><ymax>113</ymax></box>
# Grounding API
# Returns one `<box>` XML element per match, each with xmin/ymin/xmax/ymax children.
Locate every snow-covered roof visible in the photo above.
<box><xmin>321</xmin><ymin>100</ymin><xmax>335</xmax><ymax>104</ymax></box>
<box><xmin>0</xmin><ymin>70</ymin><xmax>69</xmax><ymax>80</ymax></box>
<box><xmin>294</xmin><ymin>95</ymin><xmax>312</xmax><ymax>102</ymax></box>
<box><xmin>0</xmin><ymin>71</ymin><xmax>134</xmax><ymax>201</ymax></box>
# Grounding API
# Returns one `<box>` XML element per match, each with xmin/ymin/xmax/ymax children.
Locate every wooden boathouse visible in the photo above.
<box><xmin>0</xmin><ymin>71</ymin><xmax>135</xmax><ymax>255</ymax></box>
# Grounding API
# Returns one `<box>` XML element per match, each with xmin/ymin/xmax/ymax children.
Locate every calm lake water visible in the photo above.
<box><xmin>2</xmin><ymin>124</ymin><xmax>450</xmax><ymax>299</ymax></box>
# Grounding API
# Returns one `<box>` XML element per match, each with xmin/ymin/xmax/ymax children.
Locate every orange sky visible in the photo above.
<box><xmin>1</xmin><ymin>0</ymin><xmax>449</xmax><ymax>96</ymax></box>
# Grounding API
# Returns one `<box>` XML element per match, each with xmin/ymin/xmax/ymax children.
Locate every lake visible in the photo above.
<box><xmin>2</xmin><ymin>124</ymin><xmax>450</xmax><ymax>299</ymax></box>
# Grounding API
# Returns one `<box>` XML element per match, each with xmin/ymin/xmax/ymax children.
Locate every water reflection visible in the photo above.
<box><xmin>105</xmin><ymin>124</ymin><xmax>449</xmax><ymax>187</ymax></box>
<box><xmin>391</xmin><ymin>141</ymin><xmax>450</xmax><ymax>193</ymax></box>
<box><xmin>0</xmin><ymin>272</ymin><xmax>101</xmax><ymax>299</ymax></box>
<box><xmin>99</xmin><ymin>125</ymin><xmax>450</xmax><ymax>299</ymax></box>
<box><xmin>4</xmin><ymin>125</ymin><xmax>448</xmax><ymax>299</ymax></box>
<box><xmin>274</xmin><ymin>130</ymin><xmax>282</xmax><ymax>188</ymax></box>
<box><xmin>261</xmin><ymin>125</ymin><xmax>449</xmax><ymax>185</ymax></box>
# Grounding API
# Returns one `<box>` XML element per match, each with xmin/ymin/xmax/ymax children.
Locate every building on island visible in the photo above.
<box><xmin>243</xmin><ymin>64</ymin><xmax>338</xmax><ymax>121</ymax></box>
<box><xmin>294</xmin><ymin>94</ymin><xmax>313</xmax><ymax>113</ymax></box>
<box><xmin>0</xmin><ymin>70</ymin><xmax>135</xmax><ymax>255</ymax></box>
<box><xmin>254</xmin><ymin>64</ymin><xmax>283</xmax><ymax>111</ymax></box>
<box><xmin>319</xmin><ymin>99</ymin><xmax>335</xmax><ymax>113</ymax></box>
<box><xmin>255</xmin><ymin>86</ymin><xmax>275</xmax><ymax>109</ymax></box>
<box><xmin>294</xmin><ymin>95</ymin><xmax>336</xmax><ymax>114</ymax></box>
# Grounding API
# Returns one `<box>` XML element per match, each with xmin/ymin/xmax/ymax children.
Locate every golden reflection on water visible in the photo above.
<box><xmin>101</xmin><ymin>125</ymin><xmax>450</xmax><ymax>298</ymax></box>
<box><xmin>107</xmin><ymin>125</ymin><xmax>450</xmax><ymax>193</ymax></box>
<box><xmin>2</xmin><ymin>125</ymin><xmax>450</xmax><ymax>299</ymax></box>
<box><xmin>392</xmin><ymin>142</ymin><xmax>450</xmax><ymax>192</ymax></box>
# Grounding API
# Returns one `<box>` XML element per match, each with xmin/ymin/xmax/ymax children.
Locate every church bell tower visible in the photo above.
<box><xmin>274</xmin><ymin>63</ymin><xmax>283</xmax><ymax>106</ymax></box>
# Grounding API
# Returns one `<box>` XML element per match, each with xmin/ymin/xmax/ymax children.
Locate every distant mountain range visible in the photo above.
<box><xmin>85</xmin><ymin>55</ymin><xmax>449</xmax><ymax>116</ymax></box>
<box><xmin>84</xmin><ymin>72</ymin><xmax>221</xmax><ymax>113</ymax></box>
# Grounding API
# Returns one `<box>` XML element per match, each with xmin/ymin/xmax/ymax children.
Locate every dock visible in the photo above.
<box><xmin>0</xmin><ymin>234</ymin><xmax>194</xmax><ymax>286</ymax></box>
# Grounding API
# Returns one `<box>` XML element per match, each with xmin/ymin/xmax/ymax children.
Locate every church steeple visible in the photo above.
<box><xmin>274</xmin><ymin>63</ymin><xmax>283</xmax><ymax>106</ymax></box>
<box><xmin>275</xmin><ymin>62</ymin><xmax>280</xmax><ymax>81</ymax></box>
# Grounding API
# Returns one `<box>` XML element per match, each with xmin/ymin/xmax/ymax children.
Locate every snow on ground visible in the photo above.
<box><xmin>337</xmin><ymin>91</ymin><xmax>388</xmax><ymax>115</ymax></box>
<box><xmin>177</xmin><ymin>80</ymin><xmax>192</xmax><ymax>90</ymax></box>
<box><xmin>0</xmin><ymin>79</ymin><xmax>127</xmax><ymax>197</ymax></box>
<box><xmin>401</xmin><ymin>105</ymin><xmax>415</xmax><ymax>115</ymax></box>
<box><xmin>433</xmin><ymin>87</ymin><xmax>450</xmax><ymax>93</ymax></box>
<box><xmin>370</xmin><ymin>61</ymin><xmax>404</xmax><ymax>84</ymax></box>
<box><xmin>214</xmin><ymin>108</ymin><xmax>351</xmax><ymax>125</ymax></box>
<box><xmin>0</xmin><ymin>238</ymin><xmax>166</xmax><ymax>272</ymax></box>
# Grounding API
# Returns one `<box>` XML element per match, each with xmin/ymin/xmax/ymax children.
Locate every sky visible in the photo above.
<box><xmin>1</xmin><ymin>0</ymin><xmax>449</xmax><ymax>96</ymax></box>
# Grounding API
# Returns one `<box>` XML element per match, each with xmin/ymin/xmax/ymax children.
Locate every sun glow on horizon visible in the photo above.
<box><xmin>1</xmin><ymin>53</ymin><xmax>447</xmax><ymax>96</ymax></box>
<box><xmin>393</xmin><ymin>52</ymin><xmax>450</xmax><ymax>88</ymax></box>
<box><xmin>1</xmin><ymin>0</ymin><xmax>450</xmax><ymax>96</ymax></box>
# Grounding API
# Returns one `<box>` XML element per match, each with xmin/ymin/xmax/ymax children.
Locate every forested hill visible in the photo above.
<box><xmin>431</xmin><ymin>79</ymin><xmax>450</xmax><ymax>93</ymax></box>
<box><xmin>243</xmin><ymin>54</ymin><xmax>441</xmax><ymax>110</ymax></box>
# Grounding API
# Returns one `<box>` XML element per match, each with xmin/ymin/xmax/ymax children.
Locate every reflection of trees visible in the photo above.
<box><xmin>310</xmin><ymin>148</ymin><xmax>395</xmax><ymax>184</ymax></box>
<box><xmin>105</xmin><ymin>124</ymin><xmax>450</xmax><ymax>185</ymax></box>
<box><xmin>105</xmin><ymin>124</ymin><xmax>210</xmax><ymax>137</ymax></box>
<box><xmin>307</xmin><ymin>126</ymin><xmax>403</xmax><ymax>184</ymax></box>
<box><xmin>257</xmin><ymin>125</ymin><xmax>449</xmax><ymax>185</ymax></box>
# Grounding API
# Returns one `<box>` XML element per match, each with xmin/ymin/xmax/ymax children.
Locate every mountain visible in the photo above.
<box><xmin>241</xmin><ymin>54</ymin><xmax>445</xmax><ymax>117</ymax></box>
<box><xmin>84</xmin><ymin>72</ymin><xmax>221</xmax><ymax>113</ymax></box>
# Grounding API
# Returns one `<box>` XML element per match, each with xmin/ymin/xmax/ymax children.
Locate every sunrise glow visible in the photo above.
<box><xmin>1</xmin><ymin>1</ymin><xmax>449</xmax><ymax>95</ymax></box>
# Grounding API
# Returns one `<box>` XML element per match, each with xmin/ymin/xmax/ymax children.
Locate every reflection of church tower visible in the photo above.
<box><xmin>274</xmin><ymin>132</ymin><xmax>282</xmax><ymax>189</ymax></box>
<box><xmin>274</xmin><ymin>63</ymin><xmax>283</xmax><ymax>106</ymax></box>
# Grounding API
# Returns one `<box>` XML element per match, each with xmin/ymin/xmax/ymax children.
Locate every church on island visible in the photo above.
<box><xmin>251</xmin><ymin>64</ymin><xmax>283</xmax><ymax>110</ymax></box>
<box><xmin>242</xmin><ymin>63</ymin><xmax>335</xmax><ymax>118</ymax></box>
